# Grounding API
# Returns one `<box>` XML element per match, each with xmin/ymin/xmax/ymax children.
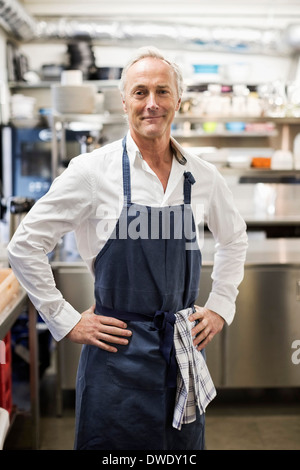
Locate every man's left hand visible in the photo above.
<box><xmin>189</xmin><ymin>306</ymin><xmax>225</xmax><ymax>351</ymax></box>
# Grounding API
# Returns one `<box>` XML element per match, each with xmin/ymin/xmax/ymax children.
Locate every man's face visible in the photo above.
<box><xmin>122</xmin><ymin>57</ymin><xmax>181</xmax><ymax>141</ymax></box>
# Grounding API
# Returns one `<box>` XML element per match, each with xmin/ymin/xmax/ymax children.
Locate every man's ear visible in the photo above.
<box><xmin>175</xmin><ymin>98</ymin><xmax>181</xmax><ymax>112</ymax></box>
<box><xmin>122</xmin><ymin>97</ymin><xmax>127</xmax><ymax>113</ymax></box>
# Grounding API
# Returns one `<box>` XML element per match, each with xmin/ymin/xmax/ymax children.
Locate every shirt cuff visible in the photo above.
<box><xmin>39</xmin><ymin>300</ymin><xmax>82</xmax><ymax>342</ymax></box>
<box><xmin>204</xmin><ymin>292</ymin><xmax>236</xmax><ymax>325</ymax></box>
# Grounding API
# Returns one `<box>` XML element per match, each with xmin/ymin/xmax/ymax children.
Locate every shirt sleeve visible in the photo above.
<box><xmin>204</xmin><ymin>169</ymin><xmax>248</xmax><ymax>325</ymax></box>
<box><xmin>7</xmin><ymin>156</ymin><xmax>95</xmax><ymax>341</ymax></box>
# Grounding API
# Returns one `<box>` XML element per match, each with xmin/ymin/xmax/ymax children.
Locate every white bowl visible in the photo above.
<box><xmin>227</xmin><ymin>155</ymin><xmax>252</xmax><ymax>168</ymax></box>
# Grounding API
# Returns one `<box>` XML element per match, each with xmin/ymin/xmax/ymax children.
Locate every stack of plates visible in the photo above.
<box><xmin>51</xmin><ymin>84</ymin><xmax>97</xmax><ymax>114</ymax></box>
<box><xmin>103</xmin><ymin>89</ymin><xmax>124</xmax><ymax>114</ymax></box>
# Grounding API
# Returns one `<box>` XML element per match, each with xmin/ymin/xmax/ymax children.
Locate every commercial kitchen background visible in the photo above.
<box><xmin>0</xmin><ymin>0</ymin><xmax>300</xmax><ymax>450</ymax></box>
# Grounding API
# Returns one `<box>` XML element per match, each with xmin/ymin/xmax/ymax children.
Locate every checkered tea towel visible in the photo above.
<box><xmin>172</xmin><ymin>307</ymin><xmax>217</xmax><ymax>430</ymax></box>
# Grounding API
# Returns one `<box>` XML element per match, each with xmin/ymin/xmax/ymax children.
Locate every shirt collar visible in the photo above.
<box><xmin>170</xmin><ymin>136</ymin><xmax>187</xmax><ymax>165</ymax></box>
<box><xmin>125</xmin><ymin>131</ymin><xmax>141</xmax><ymax>164</ymax></box>
<box><xmin>126</xmin><ymin>131</ymin><xmax>187</xmax><ymax>165</ymax></box>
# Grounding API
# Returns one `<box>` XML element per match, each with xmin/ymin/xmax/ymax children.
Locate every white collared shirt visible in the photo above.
<box><xmin>7</xmin><ymin>131</ymin><xmax>248</xmax><ymax>341</ymax></box>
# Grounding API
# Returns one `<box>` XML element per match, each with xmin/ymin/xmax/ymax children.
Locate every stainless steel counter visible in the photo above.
<box><xmin>202</xmin><ymin>236</ymin><xmax>300</xmax><ymax>266</ymax></box>
<box><xmin>50</xmin><ymin>236</ymin><xmax>300</xmax><ymax>396</ymax></box>
<box><xmin>198</xmin><ymin>236</ymin><xmax>300</xmax><ymax>388</ymax></box>
<box><xmin>52</xmin><ymin>236</ymin><xmax>300</xmax><ymax>268</ymax></box>
<box><xmin>230</xmin><ymin>183</ymin><xmax>300</xmax><ymax>226</ymax></box>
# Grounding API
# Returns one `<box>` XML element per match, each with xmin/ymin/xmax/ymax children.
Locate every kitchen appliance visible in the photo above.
<box><xmin>8</xmin><ymin>197</ymin><xmax>35</xmax><ymax>240</ymax></box>
<box><xmin>1</xmin><ymin>126</ymin><xmax>90</xmax><ymax>201</ymax></box>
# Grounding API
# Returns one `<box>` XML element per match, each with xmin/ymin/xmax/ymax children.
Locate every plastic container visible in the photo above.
<box><xmin>193</xmin><ymin>64</ymin><xmax>219</xmax><ymax>74</ymax></box>
<box><xmin>271</xmin><ymin>149</ymin><xmax>293</xmax><ymax>169</ymax></box>
<box><xmin>225</xmin><ymin>122</ymin><xmax>246</xmax><ymax>132</ymax></box>
<box><xmin>192</xmin><ymin>64</ymin><xmax>220</xmax><ymax>82</ymax></box>
<box><xmin>203</xmin><ymin>122</ymin><xmax>217</xmax><ymax>133</ymax></box>
<box><xmin>293</xmin><ymin>133</ymin><xmax>300</xmax><ymax>169</ymax></box>
<box><xmin>0</xmin><ymin>333</ymin><xmax>12</xmax><ymax>415</ymax></box>
<box><xmin>251</xmin><ymin>157</ymin><xmax>271</xmax><ymax>168</ymax></box>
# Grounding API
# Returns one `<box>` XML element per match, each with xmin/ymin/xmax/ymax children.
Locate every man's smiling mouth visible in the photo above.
<box><xmin>142</xmin><ymin>115</ymin><xmax>164</xmax><ymax>120</ymax></box>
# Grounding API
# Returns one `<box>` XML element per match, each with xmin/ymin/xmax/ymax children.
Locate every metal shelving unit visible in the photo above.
<box><xmin>8</xmin><ymin>80</ymin><xmax>120</xmax><ymax>90</ymax></box>
<box><xmin>51</xmin><ymin>111</ymin><xmax>300</xmax><ymax>179</ymax></box>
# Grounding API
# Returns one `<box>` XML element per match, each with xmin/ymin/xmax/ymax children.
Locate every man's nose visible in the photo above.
<box><xmin>146</xmin><ymin>93</ymin><xmax>159</xmax><ymax>110</ymax></box>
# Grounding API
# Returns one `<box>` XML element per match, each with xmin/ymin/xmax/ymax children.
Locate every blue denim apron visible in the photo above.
<box><xmin>74</xmin><ymin>137</ymin><xmax>204</xmax><ymax>450</ymax></box>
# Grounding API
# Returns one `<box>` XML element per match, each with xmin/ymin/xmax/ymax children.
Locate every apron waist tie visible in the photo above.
<box><xmin>153</xmin><ymin>310</ymin><xmax>177</xmax><ymax>388</ymax></box>
<box><xmin>97</xmin><ymin>305</ymin><xmax>177</xmax><ymax>388</ymax></box>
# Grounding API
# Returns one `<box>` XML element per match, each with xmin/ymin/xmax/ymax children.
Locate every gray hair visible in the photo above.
<box><xmin>119</xmin><ymin>46</ymin><xmax>184</xmax><ymax>99</ymax></box>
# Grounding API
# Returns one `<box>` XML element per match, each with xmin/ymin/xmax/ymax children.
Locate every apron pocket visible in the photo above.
<box><xmin>107</xmin><ymin>322</ymin><xmax>167</xmax><ymax>390</ymax></box>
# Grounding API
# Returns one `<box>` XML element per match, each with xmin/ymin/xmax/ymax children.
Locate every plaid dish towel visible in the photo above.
<box><xmin>172</xmin><ymin>307</ymin><xmax>217</xmax><ymax>430</ymax></box>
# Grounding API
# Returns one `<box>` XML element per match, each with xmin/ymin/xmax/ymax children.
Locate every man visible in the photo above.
<box><xmin>8</xmin><ymin>46</ymin><xmax>248</xmax><ymax>450</ymax></box>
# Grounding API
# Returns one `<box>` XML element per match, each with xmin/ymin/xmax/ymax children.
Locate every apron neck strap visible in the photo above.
<box><xmin>122</xmin><ymin>136</ymin><xmax>132</xmax><ymax>205</ymax></box>
<box><xmin>183</xmin><ymin>171</ymin><xmax>195</xmax><ymax>204</ymax></box>
<box><xmin>122</xmin><ymin>137</ymin><xmax>195</xmax><ymax>206</ymax></box>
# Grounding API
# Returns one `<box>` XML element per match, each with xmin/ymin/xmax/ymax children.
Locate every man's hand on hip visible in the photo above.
<box><xmin>66</xmin><ymin>305</ymin><xmax>132</xmax><ymax>352</ymax></box>
<box><xmin>189</xmin><ymin>305</ymin><xmax>225</xmax><ymax>351</ymax></box>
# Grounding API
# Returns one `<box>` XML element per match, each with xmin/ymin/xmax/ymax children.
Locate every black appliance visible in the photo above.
<box><xmin>1</xmin><ymin>126</ymin><xmax>89</xmax><ymax>201</ymax></box>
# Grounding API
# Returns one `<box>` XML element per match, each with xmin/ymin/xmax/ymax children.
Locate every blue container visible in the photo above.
<box><xmin>192</xmin><ymin>64</ymin><xmax>219</xmax><ymax>74</ymax></box>
<box><xmin>225</xmin><ymin>122</ymin><xmax>246</xmax><ymax>132</ymax></box>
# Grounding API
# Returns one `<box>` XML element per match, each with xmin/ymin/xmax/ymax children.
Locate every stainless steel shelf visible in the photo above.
<box><xmin>174</xmin><ymin>114</ymin><xmax>300</xmax><ymax>124</ymax></box>
<box><xmin>52</xmin><ymin>112</ymin><xmax>124</xmax><ymax>125</ymax></box>
<box><xmin>172</xmin><ymin>129</ymin><xmax>278</xmax><ymax>138</ymax></box>
<box><xmin>52</xmin><ymin>112</ymin><xmax>300</xmax><ymax>125</ymax></box>
<box><xmin>8</xmin><ymin>80</ymin><xmax>120</xmax><ymax>89</ymax></box>
<box><xmin>220</xmin><ymin>167</ymin><xmax>300</xmax><ymax>177</ymax></box>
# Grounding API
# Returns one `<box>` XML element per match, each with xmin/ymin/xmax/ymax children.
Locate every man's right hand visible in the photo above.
<box><xmin>66</xmin><ymin>305</ymin><xmax>132</xmax><ymax>352</ymax></box>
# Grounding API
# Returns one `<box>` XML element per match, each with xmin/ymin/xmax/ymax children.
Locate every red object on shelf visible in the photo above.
<box><xmin>0</xmin><ymin>333</ymin><xmax>12</xmax><ymax>415</ymax></box>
